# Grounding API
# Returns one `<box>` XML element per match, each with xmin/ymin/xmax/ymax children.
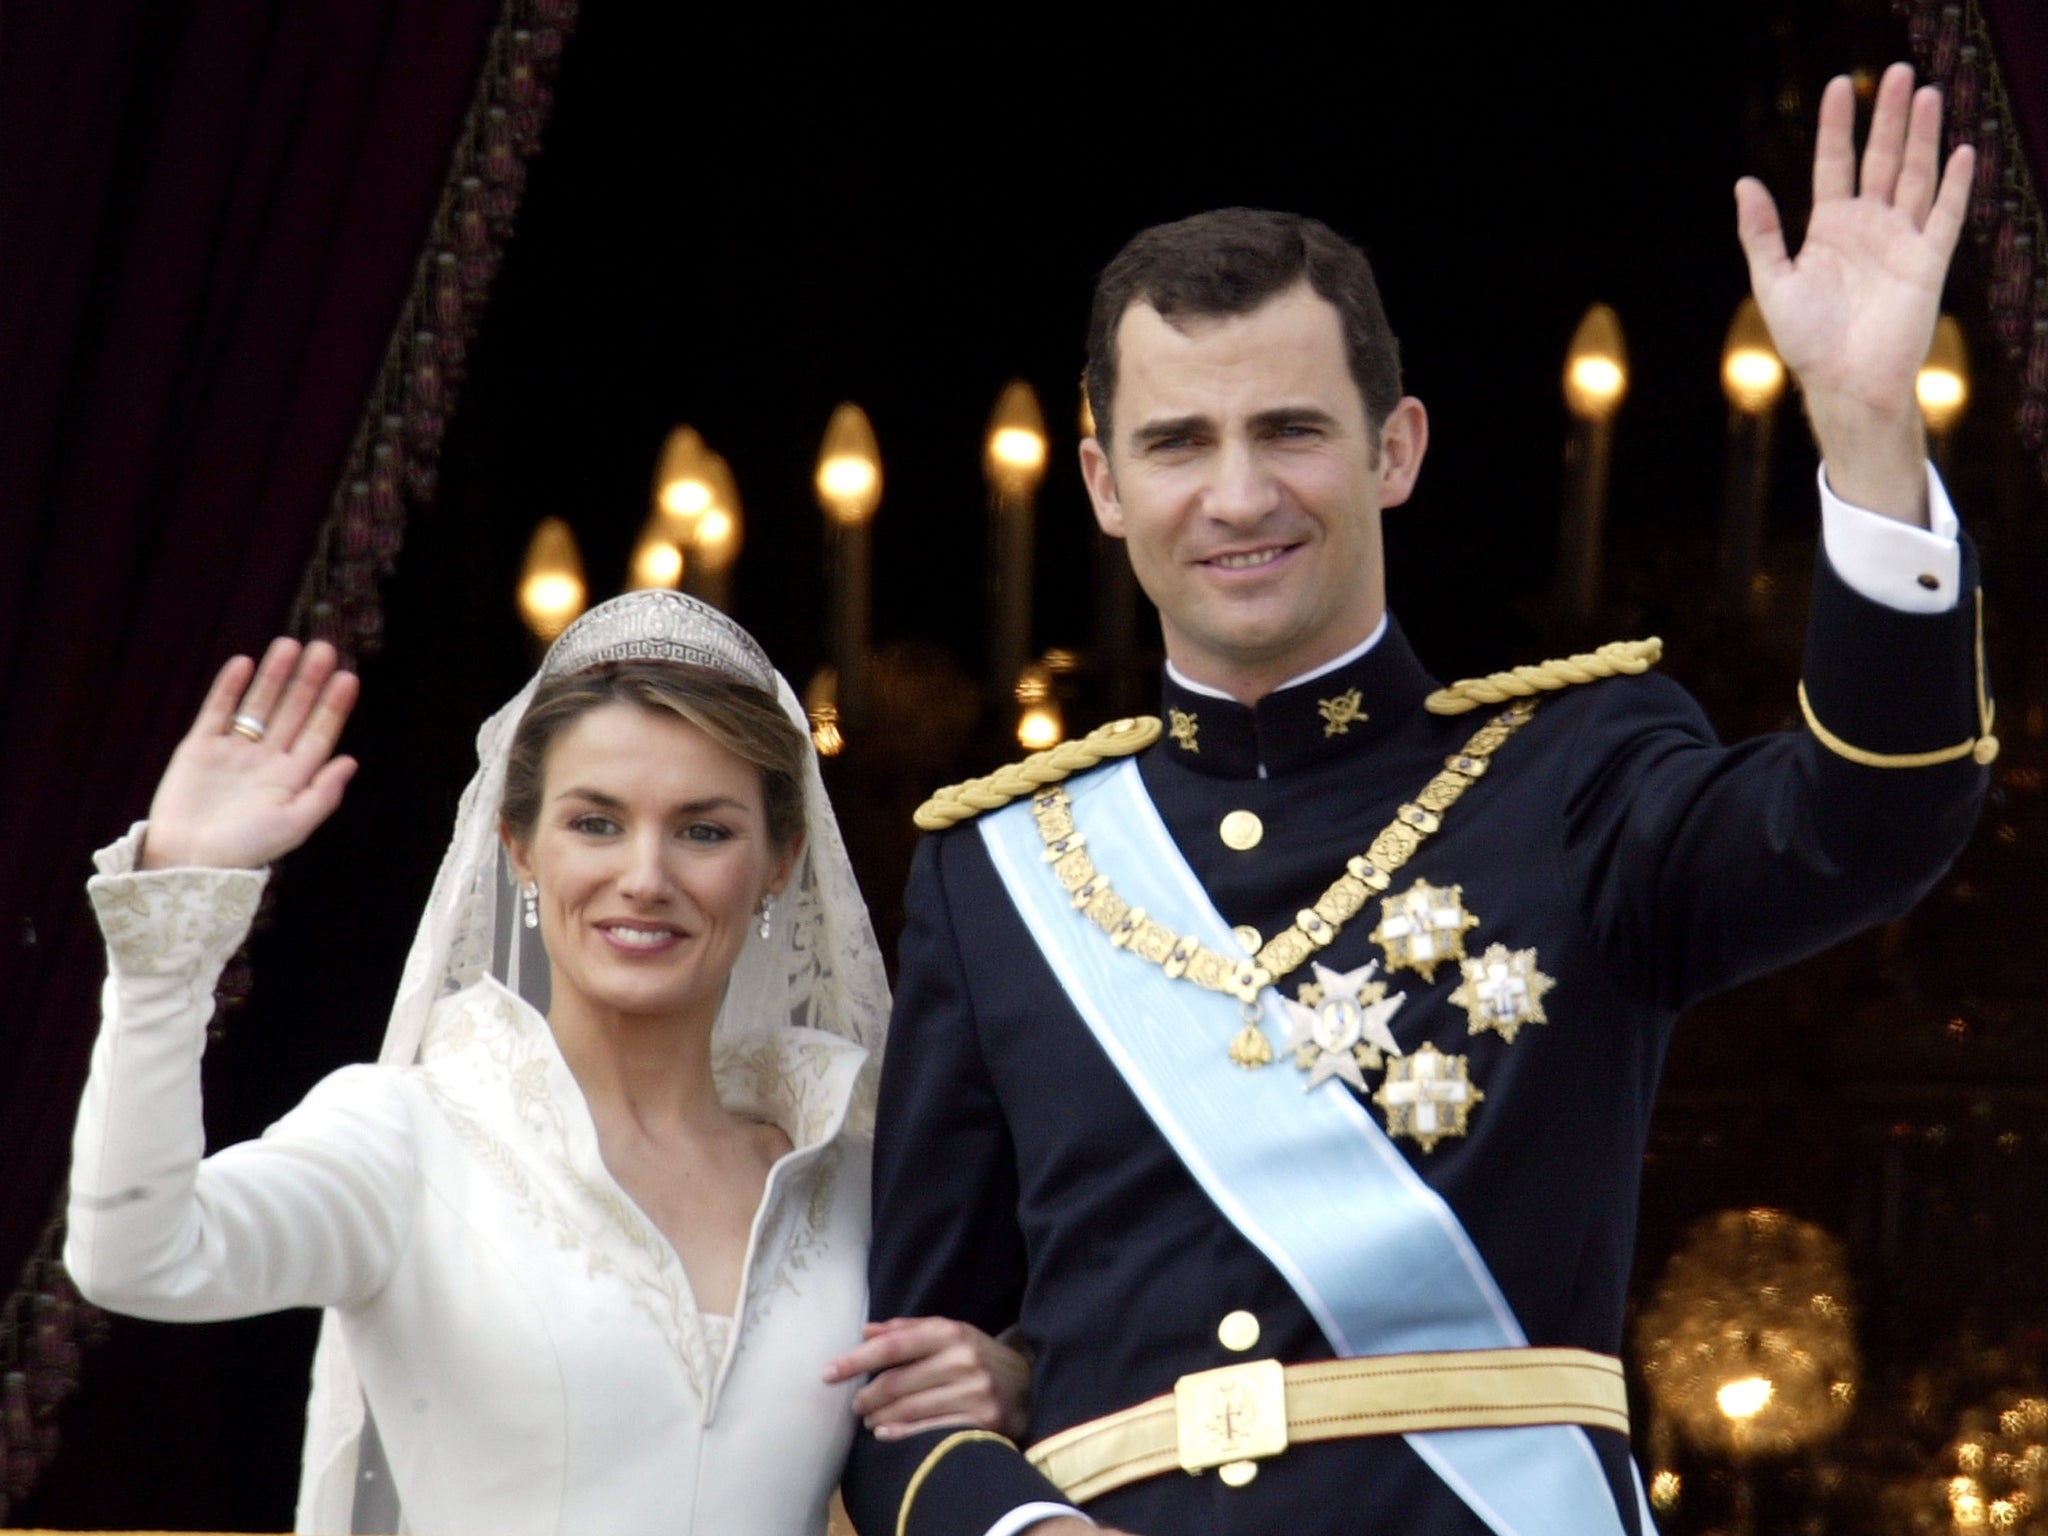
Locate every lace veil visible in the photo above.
<box><xmin>293</xmin><ymin>591</ymin><xmax>890</xmax><ymax>1533</ymax></box>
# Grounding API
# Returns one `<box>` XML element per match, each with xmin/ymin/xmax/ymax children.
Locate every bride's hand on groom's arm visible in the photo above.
<box><xmin>140</xmin><ymin>637</ymin><xmax>359</xmax><ymax>871</ymax></box>
<box><xmin>823</xmin><ymin>1315</ymin><xmax>1032</xmax><ymax>1440</ymax></box>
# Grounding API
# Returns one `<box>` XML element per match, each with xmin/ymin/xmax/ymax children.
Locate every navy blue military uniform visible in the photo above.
<box><xmin>841</xmin><ymin>552</ymin><xmax>1988</xmax><ymax>1536</ymax></box>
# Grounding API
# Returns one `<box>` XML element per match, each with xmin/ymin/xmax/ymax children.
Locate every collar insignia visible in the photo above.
<box><xmin>1168</xmin><ymin>707</ymin><xmax>1200</xmax><ymax>753</ymax></box>
<box><xmin>1369</xmin><ymin>879</ymin><xmax>1479</xmax><ymax>983</ymax></box>
<box><xmin>1282</xmin><ymin>962</ymin><xmax>1405</xmax><ymax>1092</ymax></box>
<box><xmin>1318</xmin><ymin>687</ymin><xmax>1367</xmax><ymax>736</ymax></box>
<box><xmin>1373</xmin><ymin>1042</ymin><xmax>1483</xmax><ymax>1152</ymax></box>
<box><xmin>1450</xmin><ymin>943</ymin><xmax>1555</xmax><ymax>1044</ymax></box>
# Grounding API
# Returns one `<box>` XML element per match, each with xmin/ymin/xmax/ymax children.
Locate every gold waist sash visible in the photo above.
<box><xmin>1025</xmin><ymin>1346</ymin><xmax>1630</xmax><ymax>1504</ymax></box>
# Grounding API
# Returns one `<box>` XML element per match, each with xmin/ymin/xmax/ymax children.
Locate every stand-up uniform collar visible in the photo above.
<box><xmin>1156</xmin><ymin>617</ymin><xmax>1439</xmax><ymax>779</ymax></box>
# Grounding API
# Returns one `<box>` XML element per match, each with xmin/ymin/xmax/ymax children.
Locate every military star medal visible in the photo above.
<box><xmin>1369</xmin><ymin>879</ymin><xmax>1479</xmax><ymax>983</ymax></box>
<box><xmin>1449</xmin><ymin>943</ymin><xmax>1554</xmax><ymax>1044</ymax></box>
<box><xmin>1281</xmin><ymin>961</ymin><xmax>1405</xmax><ymax>1092</ymax></box>
<box><xmin>1372</xmin><ymin>1042</ymin><xmax>1483</xmax><ymax>1152</ymax></box>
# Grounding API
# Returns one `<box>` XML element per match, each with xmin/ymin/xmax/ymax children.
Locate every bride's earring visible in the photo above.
<box><xmin>522</xmin><ymin>882</ymin><xmax>539</xmax><ymax>930</ymax></box>
<box><xmin>757</xmin><ymin>893</ymin><xmax>775</xmax><ymax>940</ymax></box>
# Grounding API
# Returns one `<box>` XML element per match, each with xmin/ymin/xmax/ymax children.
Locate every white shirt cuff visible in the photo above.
<box><xmin>1817</xmin><ymin>461</ymin><xmax>1961</xmax><ymax>614</ymax></box>
<box><xmin>980</xmin><ymin>1503</ymin><xmax>1091</xmax><ymax>1536</ymax></box>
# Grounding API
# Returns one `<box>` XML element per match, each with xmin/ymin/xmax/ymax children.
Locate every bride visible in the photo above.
<box><xmin>66</xmin><ymin>592</ymin><xmax>1024</xmax><ymax>1535</ymax></box>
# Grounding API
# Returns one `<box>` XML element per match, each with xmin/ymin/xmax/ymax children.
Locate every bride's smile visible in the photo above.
<box><xmin>508</xmin><ymin>701</ymin><xmax>792</xmax><ymax>1032</ymax></box>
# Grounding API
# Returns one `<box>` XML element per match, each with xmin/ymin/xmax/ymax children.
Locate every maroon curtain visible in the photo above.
<box><xmin>1907</xmin><ymin>0</ymin><xmax>2048</xmax><ymax>480</ymax></box>
<box><xmin>1983</xmin><ymin>1</ymin><xmax>2048</xmax><ymax>181</ymax></box>
<box><xmin>0</xmin><ymin>0</ymin><xmax>505</xmax><ymax>1344</ymax></box>
<box><xmin>1982</xmin><ymin>0</ymin><xmax>2048</xmax><ymax>459</ymax></box>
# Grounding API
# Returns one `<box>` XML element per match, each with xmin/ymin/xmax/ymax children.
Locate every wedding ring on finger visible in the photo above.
<box><xmin>230</xmin><ymin>712</ymin><xmax>268</xmax><ymax>743</ymax></box>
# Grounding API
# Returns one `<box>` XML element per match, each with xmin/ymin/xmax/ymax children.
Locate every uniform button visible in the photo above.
<box><xmin>1219</xmin><ymin>810</ymin><xmax>1264</xmax><ymax>850</ymax></box>
<box><xmin>1917</xmin><ymin>572</ymin><xmax>1941</xmax><ymax>590</ymax></box>
<box><xmin>1217</xmin><ymin>1310</ymin><xmax>1261</xmax><ymax>1352</ymax></box>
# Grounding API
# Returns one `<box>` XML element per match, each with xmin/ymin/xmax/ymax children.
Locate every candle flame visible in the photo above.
<box><xmin>1018</xmin><ymin>704</ymin><xmax>1062</xmax><ymax>751</ymax></box>
<box><xmin>517</xmin><ymin>517</ymin><xmax>586</xmax><ymax>640</ymax></box>
<box><xmin>1716</xmin><ymin>1376</ymin><xmax>1773</xmax><ymax>1421</ymax></box>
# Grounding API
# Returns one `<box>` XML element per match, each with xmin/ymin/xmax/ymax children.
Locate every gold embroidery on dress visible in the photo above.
<box><xmin>91</xmin><ymin>866</ymin><xmax>264</xmax><ymax>970</ymax></box>
<box><xmin>415</xmin><ymin>988</ymin><xmax>853</xmax><ymax>1401</ymax></box>
<box><xmin>419</xmin><ymin>993</ymin><xmax>709</xmax><ymax>1395</ymax></box>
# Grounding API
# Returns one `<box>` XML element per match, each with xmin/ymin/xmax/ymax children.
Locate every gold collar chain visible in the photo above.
<box><xmin>1027</xmin><ymin>699</ymin><xmax>1538</xmax><ymax>1018</ymax></box>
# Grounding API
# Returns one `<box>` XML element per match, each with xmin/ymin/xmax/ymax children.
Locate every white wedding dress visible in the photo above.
<box><xmin>68</xmin><ymin>827</ymin><xmax>872</xmax><ymax>1536</ymax></box>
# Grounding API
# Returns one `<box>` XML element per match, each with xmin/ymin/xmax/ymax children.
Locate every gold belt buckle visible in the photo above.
<box><xmin>1173</xmin><ymin>1358</ymin><xmax>1289</xmax><ymax>1475</ymax></box>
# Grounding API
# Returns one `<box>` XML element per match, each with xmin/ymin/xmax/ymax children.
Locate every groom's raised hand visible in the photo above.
<box><xmin>1734</xmin><ymin>62</ymin><xmax>1973</xmax><ymax>524</ymax></box>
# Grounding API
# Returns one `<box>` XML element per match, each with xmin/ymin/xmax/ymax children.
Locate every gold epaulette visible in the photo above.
<box><xmin>912</xmin><ymin>717</ymin><xmax>1162</xmax><ymax>831</ymax></box>
<box><xmin>1424</xmin><ymin>638</ymin><xmax>1663</xmax><ymax>716</ymax></box>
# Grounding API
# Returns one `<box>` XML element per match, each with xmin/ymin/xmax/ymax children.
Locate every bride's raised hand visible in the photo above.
<box><xmin>140</xmin><ymin>638</ymin><xmax>361</xmax><ymax>871</ymax></box>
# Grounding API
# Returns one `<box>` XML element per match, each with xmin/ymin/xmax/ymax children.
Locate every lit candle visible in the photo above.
<box><xmin>1719</xmin><ymin>297</ymin><xmax>1785</xmax><ymax>623</ymax></box>
<box><xmin>985</xmin><ymin>380</ymin><xmax>1047</xmax><ymax>702</ymax></box>
<box><xmin>517</xmin><ymin>517</ymin><xmax>586</xmax><ymax>640</ymax></box>
<box><xmin>1015</xmin><ymin>661</ymin><xmax>1062</xmax><ymax>749</ymax></box>
<box><xmin>1559</xmin><ymin>304</ymin><xmax>1627</xmax><ymax>626</ymax></box>
<box><xmin>627</xmin><ymin>514</ymin><xmax>685</xmax><ymax>591</ymax></box>
<box><xmin>815</xmin><ymin>403</ymin><xmax>882</xmax><ymax>730</ymax></box>
<box><xmin>684</xmin><ymin>454</ymin><xmax>742</xmax><ymax>613</ymax></box>
<box><xmin>653</xmin><ymin>425</ymin><xmax>715</xmax><ymax>541</ymax></box>
<box><xmin>1916</xmin><ymin>314</ymin><xmax>1969</xmax><ymax>474</ymax></box>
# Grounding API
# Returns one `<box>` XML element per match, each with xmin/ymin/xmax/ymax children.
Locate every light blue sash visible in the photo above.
<box><xmin>981</xmin><ymin>761</ymin><xmax>1636</xmax><ymax>1536</ymax></box>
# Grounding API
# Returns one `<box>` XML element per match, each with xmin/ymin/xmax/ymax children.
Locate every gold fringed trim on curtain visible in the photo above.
<box><xmin>289</xmin><ymin>0</ymin><xmax>584</xmax><ymax>662</ymax></box>
<box><xmin>1896</xmin><ymin>0</ymin><xmax>2048</xmax><ymax>487</ymax></box>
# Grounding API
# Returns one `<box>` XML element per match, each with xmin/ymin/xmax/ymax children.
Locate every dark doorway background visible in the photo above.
<box><xmin>19</xmin><ymin>3</ymin><xmax>2048</xmax><ymax>1531</ymax></box>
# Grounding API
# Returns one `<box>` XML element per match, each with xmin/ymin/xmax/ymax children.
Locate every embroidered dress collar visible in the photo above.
<box><xmin>423</xmin><ymin>975</ymin><xmax>870</xmax><ymax>1156</ymax></box>
<box><xmin>414</xmin><ymin>977</ymin><xmax>867</xmax><ymax>1418</ymax></box>
<box><xmin>1157</xmin><ymin>616</ymin><xmax>1439</xmax><ymax>779</ymax></box>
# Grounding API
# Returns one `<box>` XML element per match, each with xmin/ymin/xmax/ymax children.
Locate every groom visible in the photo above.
<box><xmin>841</xmin><ymin>64</ymin><xmax>1989</xmax><ymax>1536</ymax></box>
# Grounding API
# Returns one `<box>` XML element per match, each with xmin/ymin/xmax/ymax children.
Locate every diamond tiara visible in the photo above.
<box><xmin>539</xmin><ymin>591</ymin><xmax>775</xmax><ymax>692</ymax></box>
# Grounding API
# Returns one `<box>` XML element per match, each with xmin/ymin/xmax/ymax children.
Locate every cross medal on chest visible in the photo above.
<box><xmin>1280</xmin><ymin>961</ymin><xmax>1404</xmax><ymax>1091</ymax></box>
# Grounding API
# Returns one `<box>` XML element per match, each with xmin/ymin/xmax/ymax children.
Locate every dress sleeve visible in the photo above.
<box><xmin>1563</xmin><ymin>536</ymin><xmax>1989</xmax><ymax>1012</ymax></box>
<box><xmin>64</xmin><ymin>828</ymin><xmax>418</xmax><ymax>1321</ymax></box>
<box><xmin>841</xmin><ymin>835</ymin><xmax>1077</xmax><ymax>1536</ymax></box>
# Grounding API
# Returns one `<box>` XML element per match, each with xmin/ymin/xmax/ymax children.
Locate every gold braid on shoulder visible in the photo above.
<box><xmin>1424</xmin><ymin>638</ymin><xmax>1663</xmax><ymax>716</ymax></box>
<box><xmin>913</xmin><ymin>717</ymin><xmax>1162</xmax><ymax>831</ymax></box>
